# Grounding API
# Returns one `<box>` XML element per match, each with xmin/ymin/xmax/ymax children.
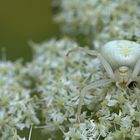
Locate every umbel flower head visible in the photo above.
<box><xmin>26</xmin><ymin>38</ymin><xmax>140</xmax><ymax>140</ymax></box>
<box><xmin>0</xmin><ymin>61</ymin><xmax>39</xmax><ymax>139</ymax></box>
<box><xmin>55</xmin><ymin>0</ymin><xmax>140</xmax><ymax>46</ymax></box>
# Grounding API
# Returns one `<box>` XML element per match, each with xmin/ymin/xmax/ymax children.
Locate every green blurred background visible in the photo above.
<box><xmin>0</xmin><ymin>0</ymin><xmax>59</xmax><ymax>62</ymax></box>
<box><xmin>0</xmin><ymin>0</ymin><xmax>61</xmax><ymax>139</ymax></box>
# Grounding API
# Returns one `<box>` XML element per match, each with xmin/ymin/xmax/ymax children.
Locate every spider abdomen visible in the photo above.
<box><xmin>100</xmin><ymin>40</ymin><xmax>140</xmax><ymax>69</ymax></box>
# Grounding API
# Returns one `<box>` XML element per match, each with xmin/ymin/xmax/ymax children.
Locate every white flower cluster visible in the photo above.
<box><xmin>26</xmin><ymin>38</ymin><xmax>140</xmax><ymax>139</ymax></box>
<box><xmin>55</xmin><ymin>0</ymin><xmax>140</xmax><ymax>46</ymax></box>
<box><xmin>0</xmin><ymin>61</ymin><xmax>39</xmax><ymax>139</ymax></box>
<box><xmin>26</xmin><ymin>38</ymin><xmax>104</xmax><ymax>139</ymax></box>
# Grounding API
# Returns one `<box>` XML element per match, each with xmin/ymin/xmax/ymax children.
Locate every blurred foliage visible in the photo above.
<box><xmin>55</xmin><ymin>0</ymin><xmax>140</xmax><ymax>47</ymax></box>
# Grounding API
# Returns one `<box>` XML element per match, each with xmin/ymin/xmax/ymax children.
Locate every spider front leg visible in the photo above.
<box><xmin>132</xmin><ymin>57</ymin><xmax>140</xmax><ymax>79</ymax></box>
<box><xmin>127</xmin><ymin>56</ymin><xmax>140</xmax><ymax>86</ymax></box>
<box><xmin>67</xmin><ymin>47</ymin><xmax>115</xmax><ymax>80</ymax></box>
<box><xmin>77</xmin><ymin>79</ymin><xmax>112</xmax><ymax>122</ymax></box>
<box><xmin>66</xmin><ymin>47</ymin><xmax>115</xmax><ymax>121</ymax></box>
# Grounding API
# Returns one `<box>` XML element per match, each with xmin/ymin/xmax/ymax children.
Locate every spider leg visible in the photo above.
<box><xmin>132</xmin><ymin>57</ymin><xmax>140</xmax><ymax>78</ymax></box>
<box><xmin>127</xmin><ymin>57</ymin><xmax>140</xmax><ymax>86</ymax></box>
<box><xmin>98</xmin><ymin>54</ymin><xmax>115</xmax><ymax>80</ymax></box>
<box><xmin>67</xmin><ymin>47</ymin><xmax>115</xmax><ymax>80</ymax></box>
<box><xmin>135</xmin><ymin>76</ymin><xmax>140</xmax><ymax>87</ymax></box>
<box><xmin>77</xmin><ymin>79</ymin><xmax>112</xmax><ymax>121</ymax></box>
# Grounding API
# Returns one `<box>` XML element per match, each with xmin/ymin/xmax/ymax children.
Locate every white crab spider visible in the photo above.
<box><xmin>67</xmin><ymin>40</ymin><xmax>140</xmax><ymax>116</ymax></box>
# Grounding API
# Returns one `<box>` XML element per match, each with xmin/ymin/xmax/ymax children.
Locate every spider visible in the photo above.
<box><xmin>67</xmin><ymin>40</ymin><xmax>140</xmax><ymax>117</ymax></box>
